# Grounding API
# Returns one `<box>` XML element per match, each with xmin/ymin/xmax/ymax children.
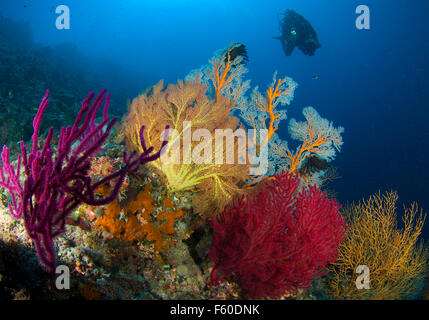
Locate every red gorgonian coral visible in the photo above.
<box><xmin>209</xmin><ymin>171</ymin><xmax>347</xmax><ymax>299</ymax></box>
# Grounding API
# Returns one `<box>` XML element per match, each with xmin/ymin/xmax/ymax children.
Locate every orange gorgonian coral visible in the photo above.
<box><xmin>208</xmin><ymin>45</ymin><xmax>249</xmax><ymax>111</ymax></box>
<box><xmin>272</xmin><ymin>106</ymin><xmax>344</xmax><ymax>178</ymax></box>
<box><xmin>256</xmin><ymin>78</ymin><xmax>290</xmax><ymax>144</ymax></box>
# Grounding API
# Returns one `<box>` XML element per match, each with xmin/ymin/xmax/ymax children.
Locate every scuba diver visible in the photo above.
<box><xmin>274</xmin><ymin>9</ymin><xmax>321</xmax><ymax>56</ymax></box>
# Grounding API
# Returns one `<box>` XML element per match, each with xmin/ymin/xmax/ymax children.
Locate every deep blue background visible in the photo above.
<box><xmin>1</xmin><ymin>0</ymin><xmax>428</xmax><ymax>234</ymax></box>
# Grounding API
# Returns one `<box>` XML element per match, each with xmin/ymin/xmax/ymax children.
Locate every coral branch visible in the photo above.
<box><xmin>257</xmin><ymin>78</ymin><xmax>289</xmax><ymax>143</ymax></box>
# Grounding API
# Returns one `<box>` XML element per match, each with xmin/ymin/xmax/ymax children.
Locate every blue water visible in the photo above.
<box><xmin>1</xmin><ymin>0</ymin><xmax>428</xmax><ymax>235</ymax></box>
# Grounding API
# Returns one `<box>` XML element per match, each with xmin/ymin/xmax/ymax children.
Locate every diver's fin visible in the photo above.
<box><xmin>281</xmin><ymin>39</ymin><xmax>295</xmax><ymax>56</ymax></box>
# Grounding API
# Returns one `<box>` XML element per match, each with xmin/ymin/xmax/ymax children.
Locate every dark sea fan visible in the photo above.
<box><xmin>298</xmin><ymin>154</ymin><xmax>329</xmax><ymax>177</ymax></box>
<box><xmin>224</xmin><ymin>43</ymin><xmax>248</xmax><ymax>65</ymax></box>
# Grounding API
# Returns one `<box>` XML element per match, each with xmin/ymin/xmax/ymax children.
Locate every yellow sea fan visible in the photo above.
<box><xmin>327</xmin><ymin>191</ymin><xmax>428</xmax><ymax>300</ymax></box>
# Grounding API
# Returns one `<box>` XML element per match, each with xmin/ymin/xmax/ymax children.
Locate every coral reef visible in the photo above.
<box><xmin>0</xmin><ymin>43</ymin><xmax>353</xmax><ymax>301</ymax></box>
<box><xmin>0</xmin><ymin>188</ymin><xmax>233</xmax><ymax>300</ymax></box>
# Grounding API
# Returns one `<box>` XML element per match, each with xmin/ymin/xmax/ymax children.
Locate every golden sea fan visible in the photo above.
<box><xmin>121</xmin><ymin>79</ymin><xmax>250</xmax><ymax>219</ymax></box>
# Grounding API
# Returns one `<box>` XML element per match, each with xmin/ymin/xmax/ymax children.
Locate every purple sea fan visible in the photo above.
<box><xmin>0</xmin><ymin>89</ymin><xmax>168</xmax><ymax>273</ymax></box>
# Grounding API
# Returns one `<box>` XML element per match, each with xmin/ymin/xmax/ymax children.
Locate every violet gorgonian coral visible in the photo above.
<box><xmin>0</xmin><ymin>89</ymin><xmax>168</xmax><ymax>273</ymax></box>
